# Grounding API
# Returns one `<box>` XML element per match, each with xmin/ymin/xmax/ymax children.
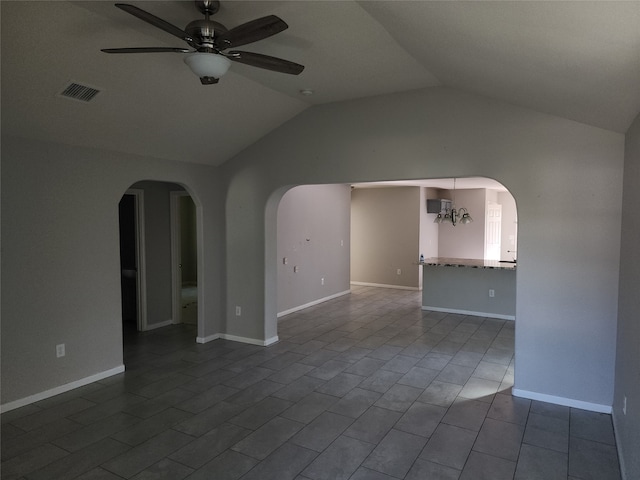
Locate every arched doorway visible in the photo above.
<box><xmin>274</xmin><ymin>177</ymin><xmax>517</xmax><ymax>325</ymax></box>
<box><xmin>118</xmin><ymin>181</ymin><xmax>200</xmax><ymax>339</ymax></box>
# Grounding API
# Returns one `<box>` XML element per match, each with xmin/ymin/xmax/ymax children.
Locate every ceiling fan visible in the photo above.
<box><xmin>102</xmin><ymin>0</ymin><xmax>305</xmax><ymax>84</ymax></box>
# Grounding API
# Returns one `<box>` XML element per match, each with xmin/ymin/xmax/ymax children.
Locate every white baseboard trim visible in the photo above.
<box><xmin>196</xmin><ymin>333</ymin><xmax>278</xmax><ymax>346</ymax></box>
<box><xmin>218</xmin><ymin>334</ymin><xmax>279</xmax><ymax>346</ymax></box>
<box><xmin>350</xmin><ymin>282</ymin><xmax>420</xmax><ymax>291</ymax></box>
<box><xmin>144</xmin><ymin>319</ymin><xmax>173</xmax><ymax>331</ymax></box>
<box><xmin>196</xmin><ymin>334</ymin><xmax>221</xmax><ymax>344</ymax></box>
<box><xmin>0</xmin><ymin>365</ymin><xmax>125</xmax><ymax>413</ymax></box>
<box><xmin>278</xmin><ymin>290</ymin><xmax>351</xmax><ymax>318</ymax></box>
<box><xmin>512</xmin><ymin>388</ymin><xmax>612</xmax><ymax>414</ymax></box>
<box><xmin>421</xmin><ymin>305</ymin><xmax>515</xmax><ymax>321</ymax></box>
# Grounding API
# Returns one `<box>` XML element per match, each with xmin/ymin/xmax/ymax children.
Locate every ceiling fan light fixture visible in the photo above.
<box><xmin>183</xmin><ymin>52</ymin><xmax>231</xmax><ymax>81</ymax></box>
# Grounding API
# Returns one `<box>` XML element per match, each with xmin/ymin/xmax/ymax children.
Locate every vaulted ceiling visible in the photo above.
<box><xmin>2</xmin><ymin>1</ymin><xmax>639</xmax><ymax>166</ymax></box>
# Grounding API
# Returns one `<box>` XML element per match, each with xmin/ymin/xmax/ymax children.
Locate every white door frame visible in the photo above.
<box><xmin>170</xmin><ymin>191</ymin><xmax>191</xmax><ymax>324</ymax></box>
<box><xmin>125</xmin><ymin>189</ymin><xmax>147</xmax><ymax>331</ymax></box>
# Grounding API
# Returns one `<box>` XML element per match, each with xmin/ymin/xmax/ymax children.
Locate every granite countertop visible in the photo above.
<box><xmin>420</xmin><ymin>257</ymin><xmax>516</xmax><ymax>270</ymax></box>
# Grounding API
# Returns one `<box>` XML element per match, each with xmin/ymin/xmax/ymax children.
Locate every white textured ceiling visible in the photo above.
<box><xmin>2</xmin><ymin>1</ymin><xmax>639</xmax><ymax>166</ymax></box>
<box><xmin>353</xmin><ymin>178</ymin><xmax>509</xmax><ymax>191</ymax></box>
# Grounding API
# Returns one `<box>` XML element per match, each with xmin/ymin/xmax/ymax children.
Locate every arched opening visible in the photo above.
<box><xmin>118</xmin><ymin>180</ymin><xmax>202</xmax><ymax>350</ymax></box>
<box><xmin>271</xmin><ymin>176</ymin><xmax>518</xmax><ymax>400</ymax></box>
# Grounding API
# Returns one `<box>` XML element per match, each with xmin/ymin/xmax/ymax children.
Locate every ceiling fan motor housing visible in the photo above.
<box><xmin>186</xmin><ymin>20</ymin><xmax>227</xmax><ymax>51</ymax></box>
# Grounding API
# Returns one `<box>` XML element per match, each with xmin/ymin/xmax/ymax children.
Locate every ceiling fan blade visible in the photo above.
<box><xmin>217</xmin><ymin>15</ymin><xmax>288</xmax><ymax>49</ymax></box>
<box><xmin>114</xmin><ymin>3</ymin><xmax>192</xmax><ymax>44</ymax></box>
<box><xmin>227</xmin><ymin>51</ymin><xmax>304</xmax><ymax>75</ymax></box>
<box><xmin>102</xmin><ymin>47</ymin><xmax>191</xmax><ymax>54</ymax></box>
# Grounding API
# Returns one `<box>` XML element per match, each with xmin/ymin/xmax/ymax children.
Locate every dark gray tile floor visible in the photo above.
<box><xmin>1</xmin><ymin>286</ymin><xmax>622</xmax><ymax>479</ymax></box>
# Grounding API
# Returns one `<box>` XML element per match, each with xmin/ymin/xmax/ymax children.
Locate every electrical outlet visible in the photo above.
<box><xmin>321</xmin><ymin>277</ymin><xmax>325</xmax><ymax>285</ymax></box>
<box><xmin>56</xmin><ymin>344</ymin><xmax>65</xmax><ymax>358</ymax></box>
<box><xmin>489</xmin><ymin>289</ymin><xmax>495</xmax><ymax>297</ymax></box>
<box><xmin>294</xmin><ymin>266</ymin><xmax>299</xmax><ymax>273</ymax></box>
<box><xmin>396</xmin><ymin>268</ymin><xmax>401</xmax><ymax>275</ymax></box>
<box><xmin>235</xmin><ymin>306</ymin><xmax>241</xmax><ymax>316</ymax></box>
<box><xmin>283</xmin><ymin>257</ymin><xmax>288</xmax><ymax>265</ymax></box>
<box><xmin>623</xmin><ymin>396</ymin><xmax>627</xmax><ymax>415</ymax></box>
<box><xmin>340</xmin><ymin>240</ymin><xmax>344</xmax><ymax>247</ymax></box>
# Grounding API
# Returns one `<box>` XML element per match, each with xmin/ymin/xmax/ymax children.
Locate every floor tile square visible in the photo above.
<box><xmin>344</xmin><ymin>357</ymin><xmax>386</xmax><ymax>377</ymax></box>
<box><xmin>441</xmin><ymin>398</ymin><xmax>490</xmax><ymax>431</ymax></box>
<box><xmin>173</xmin><ymin>402</ymin><xmax>242</xmax><ymax>437</ymax></box>
<box><xmin>228</xmin><ymin>396</ymin><xmax>292</xmax><ymax>430</ymax></box>
<box><xmin>435</xmin><ymin>364</ymin><xmax>475</xmax><ymax>386</ymax></box>
<box><xmin>487</xmin><ymin>393</ymin><xmax>531</xmax><ymax>426</ymax></box>
<box><xmin>315</xmin><ymin>372</ymin><xmax>365</xmax><ymax>397</ymax></box>
<box><xmin>395</xmin><ymin>402</ymin><xmax>447</xmax><ymax>438</ymax></box>
<box><xmin>419</xmin><ymin>423</ymin><xmax>477</xmax><ymax>470</ymax></box>
<box><xmin>281</xmin><ymin>392</ymin><xmax>338</xmax><ymax>424</ymax></box>
<box><xmin>523</xmin><ymin>423</ymin><xmax>569</xmax><ymax>454</ymax></box>
<box><xmin>343</xmin><ymin>406</ymin><xmax>402</xmax><ymax>444</ymax></box>
<box><xmin>269</xmin><ymin>363</ymin><xmax>315</xmax><ymax>384</ymax></box>
<box><xmin>363</xmin><ymin>429</ymin><xmax>427</xmax><ymax>478</ymax></box>
<box><xmin>235</xmin><ymin>442</ymin><xmax>318</xmax><ymax>480</ymax></box>
<box><xmin>529</xmin><ymin>400</ymin><xmax>570</xmax><ymax>421</ymax></box>
<box><xmin>102</xmin><ymin>429</ymin><xmax>193</xmax><ymax>479</ymax></box>
<box><xmin>458</xmin><ymin>377</ymin><xmax>501</xmax><ymax>402</ymax></box>
<box><xmin>459</xmin><ymin>450</ymin><xmax>516</xmax><ymax>480</ymax></box>
<box><xmin>374</xmin><ymin>384</ymin><xmax>423</xmax><ymax>412</ymax></box>
<box><xmin>473</xmin><ymin>417</ymin><xmax>525</xmax><ymax>461</ymax></box>
<box><xmin>569</xmin><ymin>408</ymin><xmax>616</xmax><ymax>445</ymax></box>
<box><xmin>231</xmin><ymin>416</ymin><xmax>304</xmax><ymax>460</ymax></box>
<box><xmin>270</xmin><ymin>376</ymin><xmax>326</xmax><ymax>402</ymax></box>
<box><xmin>381</xmin><ymin>355</ymin><xmax>420</xmax><ymax>374</ymax></box>
<box><xmin>473</xmin><ymin>361</ymin><xmax>509</xmax><ymax>382</ymax></box>
<box><xmin>568</xmin><ymin>436</ymin><xmax>621</xmax><ymax>480</ymax></box>
<box><xmin>290</xmin><ymin>411</ymin><xmax>354</xmax><ymax>452</ymax></box>
<box><xmin>169</xmin><ymin>422</ymin><xmax>252</xmax><ymax>469</ymax></box>
<box><xmin>450</xmin><ymin>351</ymin><xmax>485</xmax><ymax>368</ymax></box>
<box><xmin>358</xmin><ymin>370</ymin><xmax>404</xmax><ymax>394</ymax></box>
<box><xmin>367</xmin><ymin>345</ymin><xmax>404</xmax><ymax>361</ymax></box>
<box><xmin>349</xmin><ymin>466</ymin><xmax>398</xmax><ymax>479</ymax></box>
<box><xmin>19</xmin><ymin>437</ymin><xmax>129</xmax><ymax>480</ymax></box>
<box><xmin>130</xmin><ymin>458</ymin><xmax>194</xmax><ymax>480</ymax></box>
<box><xmin>298</xmin><ymin>349</ymin><xmax>341</xmax><ymax>367</ymax></box>
<box><xmin>417</xmin><ymin>381</ymin><xmax>462</xmax><ymax>407</ymax></box>
<box><xmin>301</xmin><ymin>435</ymin><xmax>375</xmax><ymax>480</ymax></box>
<box><xmin>307</xmin><ymin>360</ymin><xmax>350</xmax><ymax>381</ymax></box>
<box><xmin>405</xmin><ymin>458</ymin><xmax>461</xmax><ymax>480</ymax></box>
<box><xmin>327</xmin><ymin>388</ymin><xmax>381</xmax><ymax>419</ymax></box>
<box><xmin>515</xmin><ymin>443</ymin><xmax>568</xmax><ymax>480</ymax></box>
<box><xmin>397</xmin><ymin>366</ymin><xmax>439</xmax><ymax>389</ymax></box>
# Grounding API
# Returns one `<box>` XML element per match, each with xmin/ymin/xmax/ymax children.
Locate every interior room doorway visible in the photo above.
<box><xmin>118</xmin><ymin>189</ymin><xmax>146</xmax><ymax>332</ymax></box>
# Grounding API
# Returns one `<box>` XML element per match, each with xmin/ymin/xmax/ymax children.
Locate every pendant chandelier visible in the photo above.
<box><xmin>433</xmin><ymin>178</ymin><xmax>473</xmax><ymax>226</ymax></box>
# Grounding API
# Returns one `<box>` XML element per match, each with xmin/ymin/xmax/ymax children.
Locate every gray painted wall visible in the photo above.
<box><xmin>351</xmin><ymin>187</ymin><xmax>421</xmax><ymax>288</ymax></box>
<box><xmin>222</xmin><ymin>87</ymin><xmax>623</xmax><ymax>410</ymax></box>
<box><xmin>438</xmin><ymin>188</ymin><xmax>487</xmax><ymax>259</ymax></box>
<box><xmin>422</xmin><ymin>266</ymin><xmax>516</xmax><ymax>317</ymax></box>
<box><xmin>421</xmin><ymin>188</ymin><xmax>441</xmax><ymax>260</ymax></box>
<box><xmin>277</xmin><ymin>184</ymin><xmax>351</xmax><ymax>314</ymax></box>
<box><xmin>498</xmin><ymin>191</ymin><xmax>518</xmax><ymax>261</ymax></box>
<box><xmin>1</xmin><ymin>136</ymin><xmax>224</xmax><ymax>405</ymax></box>
<box><xmin>613</xmin><ymin>112</ymin><xmax>640</xmax><ymax>478</ymax></box>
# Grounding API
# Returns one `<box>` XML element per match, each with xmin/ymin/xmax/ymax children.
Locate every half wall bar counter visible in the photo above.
<box><xmin>420</xmin><ymin>257</ymin><xmax>516</xmax><ymax>320</ymax></box>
